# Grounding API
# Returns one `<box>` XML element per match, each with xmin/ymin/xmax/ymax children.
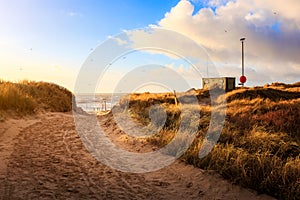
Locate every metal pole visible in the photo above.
<box><xmin>242</xmin><ymin>40</ymin><xmax>244</xmax><ymax>77</ymax></box>
<box><xmin>240</xmin><ymin>38</ymin><xmax>245</xmax><ymax>87</ymax></box>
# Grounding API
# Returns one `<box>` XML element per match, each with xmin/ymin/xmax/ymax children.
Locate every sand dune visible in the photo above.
<box><xmin>0</xmin><ymin>112</ymin><xmax>275</xmax><ymax>199</ymax></box>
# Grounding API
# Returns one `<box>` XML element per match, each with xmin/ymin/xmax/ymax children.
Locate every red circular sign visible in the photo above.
<box><xmin>240</xmin><ymin>75</ymin><xmax>247</xmax><ymax>83</ymax></box>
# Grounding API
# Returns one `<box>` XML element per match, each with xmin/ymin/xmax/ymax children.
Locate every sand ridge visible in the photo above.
<box><xmin>0</xmin><ymin>112</ymin><xmax>276</xmax><ymax>199</ymax></box>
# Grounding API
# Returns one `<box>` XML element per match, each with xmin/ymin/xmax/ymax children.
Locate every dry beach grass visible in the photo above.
<box><xmin>117</xmin><ymin>82</ymin><xmax>300</xmax><ymax>200</ymax></box>
<box><xmin>0</xmin><ymin>80</ymin><xmax>299</xmax><ymax>199</ymax></box>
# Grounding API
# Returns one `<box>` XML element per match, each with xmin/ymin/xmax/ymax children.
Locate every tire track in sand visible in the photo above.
<box><xmin>2</xmin><ymin>113</ymin><xmax>154</xmax><ymax>199</ymax></box>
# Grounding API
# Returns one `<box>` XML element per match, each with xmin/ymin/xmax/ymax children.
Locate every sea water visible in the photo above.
<box><xmin>76</xmin><ymin>93</ymin><xmax>126</xmax><ymax>113</ymax></box>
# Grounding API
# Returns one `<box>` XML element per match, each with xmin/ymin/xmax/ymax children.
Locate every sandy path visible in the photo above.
<box><xmin>0</xmin><ymin>118</ymin><xmax>39</xmax><ymax>178</ymax></box>
<box><xmin>0</xmin><ymin>112</ymin><xmax>275</xmax><ymax>200</ymax></box>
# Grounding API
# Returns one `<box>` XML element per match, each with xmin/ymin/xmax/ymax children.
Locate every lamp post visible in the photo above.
<box><xmin>240</xmin><ymin>38</ymin><xmax>246</xmax><ymax>86</ymax></box>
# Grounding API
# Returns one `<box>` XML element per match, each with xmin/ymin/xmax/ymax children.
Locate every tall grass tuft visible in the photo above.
<box><xmin>0</xmin><ymin>80</ymin><xmax>74</xmax><ymax>115</ymax></box>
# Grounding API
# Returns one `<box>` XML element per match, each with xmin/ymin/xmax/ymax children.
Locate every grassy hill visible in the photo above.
<box><xmin>113</xmin><ymin>82</ymin><xmax>300</xmax><ymax>200</ymax></box>
<box><xmin>0</xmin><ymin>80</ymin><xmax>74</xmax><ymax>117</ymax></box>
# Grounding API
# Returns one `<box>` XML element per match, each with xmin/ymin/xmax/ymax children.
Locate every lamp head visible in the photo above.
<box><xmin>240</xmin><ymin>38</ymin><xmax>246</xmax><ymax>41</ymax></box>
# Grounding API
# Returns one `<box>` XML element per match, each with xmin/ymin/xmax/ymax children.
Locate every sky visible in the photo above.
<box><xmin>1</xmin><ymin>0</ymin><xmax>300</xmax><ymax>93</ymax></box>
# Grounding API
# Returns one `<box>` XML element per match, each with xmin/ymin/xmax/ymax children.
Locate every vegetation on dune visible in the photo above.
<box><xmin>0</xmin><ymin>80</ymin><xmax>74</xmax><ymax>115</ymax></box>
<box><xmin>1</xmin><ymin>79</ymin><xmax>298</xmax><ymax>198</ymax></box>
<box><xmin>114</xmin><ymin>82</ymin><xmax>300</xmax><ymax>200</ymax></box>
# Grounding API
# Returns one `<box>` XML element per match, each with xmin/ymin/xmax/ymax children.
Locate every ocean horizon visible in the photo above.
<box><xmin>75</xmin><ymin>93</ymin><xmax>128</xmax><ymax>113</ymax></box>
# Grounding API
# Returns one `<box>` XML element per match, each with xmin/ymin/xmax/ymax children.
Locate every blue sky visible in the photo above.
<box><xmin>0</xmin><ymin>0</ymin><xmax>180</xmax><ymax>62</ymax></box>
<box><xmin>1</xmin><ymin>0</ymin><xmax>300</xmax><ymax>92</ymax></box>
<box><xmin>0</xmin><ymin>0</ymin><xmax>181</xmax><ymax>51</ymax></box>
<box><xmin>0</xmin><ymin>0</ymin><xmax>182</xmax><ymax>91</ymax></box>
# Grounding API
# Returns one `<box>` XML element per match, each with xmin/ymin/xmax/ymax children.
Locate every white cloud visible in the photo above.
<box><xmin>156</xmin><ymin>0</ymin><xmax>300</xmax><ymax>85</ymax></box>
<box><xmin>107</xmin><ymin>35</ymin><xmax>128</xmax><ymax>46</ymax></box>
<box><xmin>208</xmin><ymin>0</ymin><xmax>232</xmax><ymax>7</ymax></box>
<box><xmin>67</xmin><ymin>11</ymin><xmax>82</xmax><ymax>17</ymax></box>
<box><xmin>166</xmin><ymin>63</ymin><xmax>202</xmax><ymax>81</ymax></box>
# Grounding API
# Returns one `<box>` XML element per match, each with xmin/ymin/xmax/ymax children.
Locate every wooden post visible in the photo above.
<box><xmin>173</xmin><ymin>90</ymin><xmax>178</xmax><ymax>106</ymax></box>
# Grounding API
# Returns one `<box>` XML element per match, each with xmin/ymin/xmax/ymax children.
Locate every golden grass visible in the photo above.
<box><xmin>115</xmin><ymin>82</ymin><xmax>300</xmax><ymax>200</ymax></box>
<box><xmin>0</xmin><ymin>80</ymin><xmax>74</xmax><ymax>115</ymax></box>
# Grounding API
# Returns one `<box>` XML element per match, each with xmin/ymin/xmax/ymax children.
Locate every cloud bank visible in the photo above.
<box><xmin>156</xmin><ymin>0</ymin><xmax>300</xmax><ymax>85</ymax></box>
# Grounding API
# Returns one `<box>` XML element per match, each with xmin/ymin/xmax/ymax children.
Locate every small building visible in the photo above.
<box><xmin>202</xmin><ymin>77</ymin><xmax>236</xmax><ymax>91</ymax></box>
